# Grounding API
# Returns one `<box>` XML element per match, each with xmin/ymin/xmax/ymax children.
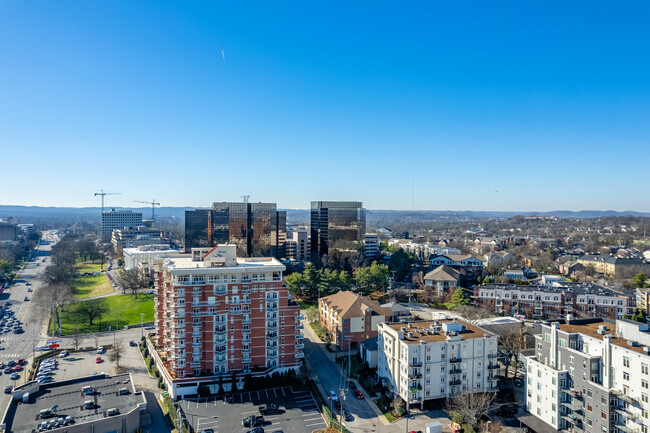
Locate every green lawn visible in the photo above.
<box><xmin>76</xmin><ymin>263</ymin><xmax>105</xmax><ymax>273</ymax></box>
<box><xmin>71</xmin><ymin>272</ymin><xmax>114</xmax><ymax>299</ymax></box>
<box><xmin>61</xmin><ymin>294</ymin><xmax>155</xmax><ymax>335</ymax></box>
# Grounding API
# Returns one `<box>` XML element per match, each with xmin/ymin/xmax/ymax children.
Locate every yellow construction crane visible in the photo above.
<box><xmin>94</xmin><ymin>190</ymin><xmax>121</xmax><ymax>213</ymax></box>
<box><xmin>134</xmin><ymin>199</ymin><xmax>161</xmax><ymax>219</ymax></box>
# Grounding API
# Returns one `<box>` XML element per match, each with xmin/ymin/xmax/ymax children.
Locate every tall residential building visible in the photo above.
<box><xmin>523</xmin><ymin>318</ymin><xmax>650</xmax><ymax>433</ymax></box>
<box><xmin>377</xmin><ymin>320</ymin><xmax>499</xmax><ymax>410</ymax></box>
<box><xmin>310</xmin><ymin>201</ymin><xmax>366</xmax><ymax>260</ymax></box>
<box><xmin>151</xmin><ymin>245</ymin><xmax>304</xmax><ymax>399</ymax></box>
<box><xmin>101</xmin><ymin>209</ymin><xmax>143</xmax><ymax>242</ymax></box>
<box><xmin>285</xmin><ymin>227</ymin><xmax>310</xmax><ymax>261</ymax></box>
<box><xmin>364</xmin><ymin>233</ymin><xmax>380</xmax><ymax>259</ymax></box>
<box><xmin>184</xmin><ymin>202</ymin><xmax>286</xmax><ymax>258</ymax></box>
<box><xmin>111</xmin><ymin>226</ymin><xmax>168</xmax><ymax>249</ymax></box>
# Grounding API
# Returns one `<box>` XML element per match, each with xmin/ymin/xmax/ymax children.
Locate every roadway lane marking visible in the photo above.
<box><xmin>306</xmin><ymin>422</ymin><xmax>326</xmax><ymax>427</ymax></box>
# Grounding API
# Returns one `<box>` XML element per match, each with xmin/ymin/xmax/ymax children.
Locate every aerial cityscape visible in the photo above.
<box><xmin>1</xmin><ymin>2</ymin><xmax>649</xmax><ymax>433</ymax></box>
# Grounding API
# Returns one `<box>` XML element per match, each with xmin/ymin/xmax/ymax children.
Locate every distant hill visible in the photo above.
<box><xmin>0</xmin><ymin>206</ymin><xmax>647</xmax><ymax>225</ymax></box>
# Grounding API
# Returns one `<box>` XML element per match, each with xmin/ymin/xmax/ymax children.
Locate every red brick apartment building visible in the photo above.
<box><xmin>150</xmin><ymin>245</ymin><xmax>304</xmax><ymax>399</ymax></box>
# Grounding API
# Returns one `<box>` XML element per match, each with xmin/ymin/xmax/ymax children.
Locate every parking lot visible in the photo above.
<box><xmin>179</xmin><ymin>386</ymin><xmax>327</xmax><ymax>433</ymax></box>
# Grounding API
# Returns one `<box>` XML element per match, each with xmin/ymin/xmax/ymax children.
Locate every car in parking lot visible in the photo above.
<box><xmin>199</xmin><ymin>430</ymin><xmax>214</xmax><ymax>433</ymax></box>
<box><xmin>59</xmin><ymin>350</ymin><xmax>69</xmax><ymax>357</ymax></box>
<box><xmin>242</xmin><ymin>415</ymin><xmax>264</xmax><ymax>427</ymax></box>
<box><xmin>258</xmin><ymin>403</ymin><xmax>278</xmax><ymax>415</ymax></box>
<box><xmin>4</xmin><ymin>368</ymin><xmax>11</xmax><ymax>374</ymax></box>
<box><xmin>97</xmin><ymin>346</ymin><xmax>104</xmax><ymax>354</ymax></box>
<box><xmin>145</xmin><ymin>325</ymin><xmax>155</xmax><ymax>330</ymax></box>
<box><xmin>37</xmin><ymin>377</ymin><xmax>53</xmax><ymax>384</ymax></box>
<box><xmin>27</xmin><ymin>288</ymin><xmax>32</xmax><ymax>292</ymax></box>
<box><xmin>4</xmin><ymin>386</ymin><xmax>12</xmax><ymax>393</ymax></box>
<box><xmin>95</xmin><ymin>356</ymin><xmax>103</xmax><ymax>363</ymax></box>
<box><xmin>24</xmin><ymin>297</ymin><xmax>29</xmax><ymax>301</ymax></box>
<box><xmin>247</xmin><ymin>428</ymin><xmax>264</xmax><ymax>433</ymax></box>
<box><xmin>10</xmin><ymin>373</ymin><xmax>19</xmax><ymax>380</ymax></box>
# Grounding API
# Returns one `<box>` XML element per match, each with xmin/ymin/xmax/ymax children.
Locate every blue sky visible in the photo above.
<box><xmin>1</xmin><ymin>1</ymin><xmax>648</xmax><ymax>211</ymax></box>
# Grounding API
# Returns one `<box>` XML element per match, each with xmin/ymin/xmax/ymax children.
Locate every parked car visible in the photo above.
<box><xmin>97</xmin><ymin>346</ymin><xmax>104</xmax><ymax>354</ymax></box>
<box><xmin>59</xmin><ymin>351</ymin><xmax>68</xmax><ymax>358</ymax></box>
<box><xmin>95</xmin><ymin>356</ymin><xmax>103</xmax><ymax>364</ymax></box>
<box><xmin>329</xmin><ymin>390</ymin><xmax>338</xmax><ymax>401</ymax></box>
<box><xmin>129</xmin><ymin>340</ymin><xmax>136</xmax><ymax>347</ymax></box>
<box><xmin>258</xmin><ymin>403</ymin><xmax>278</xmax><ymax>415</ymax></box>
<box><xmin>24</xmin><ymin>297</ymin><xmax>29</xmax><ymax>302</ymax></box>
<box><xmin>242</xmin><ymin>415</ymin><xmax>264</xmax><ymax>427</ymax></box>
<box><xmin>348</xmin><ymin>381</ymin><xmax>357</xmax><ymax>390</ymax></box>
<box><xmin>354</xmin><ymin>389</ymin><xmax>364</xmax><ymax>399</ymax></box>
<box><xmin>4</xmin><ymin>386</ymin><xmax>12</xmax><ymax>393</ymax></box>
<box><xmin>10</xmin><ymin>373</ymin><xmax>19</xmax><ymax>380</ymax></box>
<box><xmin>145</xmin><ymin>325</ymin><xmax>155</xmax><ymax>330</ymax></box>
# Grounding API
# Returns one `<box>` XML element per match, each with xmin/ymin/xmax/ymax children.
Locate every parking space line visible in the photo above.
<box><xmin>273</xmin><ymin>388</ymin><xmax>278</xmax><ymax>397</ymax></box>
<box><xmin>256</xmin><ymin>391</ymin><xmax>260</xmax><ymax>399</ymax></box>
<box><xmin>265</xmin><ymin>389</ymin><xmax>269</xmax><ymax>399</ymax></box>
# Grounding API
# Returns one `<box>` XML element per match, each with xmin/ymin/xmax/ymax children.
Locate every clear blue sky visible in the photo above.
<box><xmin>1</xmin><ymin>1</ymin><xmax>649</xmax><ymax>211</ymax></box>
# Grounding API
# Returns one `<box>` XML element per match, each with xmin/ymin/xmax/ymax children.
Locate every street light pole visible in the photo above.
<box><xmin>140</xmin><ymin>313</ymin><xmax>145</xmax><ymax>339</ymax></box>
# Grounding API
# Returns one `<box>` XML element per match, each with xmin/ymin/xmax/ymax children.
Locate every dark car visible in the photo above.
<box><xmin>344</xmin><ymin>412</ymin><xmax>353</xmax><ymax>421</ymax></box>
<box><xmin>258</xmin><ymin>403</ymin><xmax>278</xmax><ymax>415</ymax></box>
<box><xmin>4</xmin><ymin>386</ymin><xmax>12</xmax><ymax>393</ymax></box>
<box><xmin>129</xmin><ymin>340</ymin><xmax>136</xmax><ymax>347</ymax></box>
<box><xmin>348</xmin><ymin>380</ymin><xmax>357</xmax><ymax>390</ymax></box>
<box><xmin>248</xmin><ymin>428</ymin><xmax>264</xmax><ymax>433</ymax></box>
<box><xmin>514</xmin><ymin>379</ymin><xmax>523</xmax><ymax>387</ymax></box>
<box><xmin>3</xmin><ymin>368</ymin><xmax>11</xmax><ymax>374</ymax></box>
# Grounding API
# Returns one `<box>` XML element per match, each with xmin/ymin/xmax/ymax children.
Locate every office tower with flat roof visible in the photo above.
<box><xmin>101</xmin><ymin>209</ymin><xmax>143</xmax><ymax>242</ymax></box>
<box><xmin>310</xmin><ymin>201</ymin><xmax>366</xmax><ymax>260</ymax></box>
<box><xmin>184</xmin><ymin>202</ymin><xmax>286</xmax><ymax>258</ymax></box>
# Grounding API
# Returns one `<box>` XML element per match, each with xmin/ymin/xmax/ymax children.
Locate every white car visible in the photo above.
<box><xmin>59</xmin><ymin>351</ymin><xmax>68</xmax><ymax>358</ymax></box>
<box><xmin>97</xmin><ymin>347</ymin><xmax>104</xmax><ymax>354</ymax></box>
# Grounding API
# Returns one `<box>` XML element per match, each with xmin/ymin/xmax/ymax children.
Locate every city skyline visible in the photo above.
<box><xmin>1</xmin><ymin>1</ymin><xmax>649</xmax><ymax>211</ymax></box>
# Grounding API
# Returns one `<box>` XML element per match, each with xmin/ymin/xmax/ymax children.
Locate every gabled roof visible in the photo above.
<box><xmin>424</xmin><ymin>265</ymin><xmax>461</xmax><ymax>282</ymax></box>
<box><xmin>319</xmin><ymin>291</ymin><xmax>392</xmax><ymax>319</ymax></box>
<box><xmin>360</xmin><ymin>336</ymin><xmax>378</xmax><ymax>351</ymax></box>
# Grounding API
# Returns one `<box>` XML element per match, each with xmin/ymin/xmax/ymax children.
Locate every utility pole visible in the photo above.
<box><xmin>140</xmin><ymin>313</ymin><xmax>145</xmax><ymax>339</ymax></box>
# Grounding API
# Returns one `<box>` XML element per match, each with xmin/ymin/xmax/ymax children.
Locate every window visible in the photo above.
<box><xmin>587</xmin><ymin>389</ymin><xmax>593</xmax><ymax>398</ymax></box>
<box><xmin>537</xmin><ymin>395</ymin><xmax>542</xmax><ymax>403</ymax></box>
<box><xmin>643</xmin><ymin>363</ymin><xmax>649</xmax><ymax>375</ymax></box>
<box><xmin>643</xmin><ymin>394</ymin><xmax>648</xmax><ymax>403</ymax></box>
<box><xmin>552</xmin><ymin>377</ymin><xmax>557</xmax><ymax>385</ymax></box>
<box><xmin>537</xmin><ymin>408</ymin><xmax>541</xmax><ymax>416</ymax></box>
<box><xmin>538</xmin><ymin>370</ymin><xmax>542</xmax><ymax>378</ymax></box>
<box><xmin>587</xmin><ymin>404</ymin><xmax>592</xmax><ymax>412</ymax></box>
<box><xmin>643</xmin><ymin>380</ymin><xmax>649</xmax><ymax>389</ymax></box>
<box><xmin>570</xmin><ymin>356</ymin><xmax>574</xmax><ymax>364</ymax></box>
<box><xmin>601</xmin><ymin>411</ymin><xmax>607</xmax><ymax>420</ymax></box>
<box><xmin>552</xmin><ymin>403</ymin><xmax>556</xmax><ymax>411</ymax></box>
<box><xmin>601</xmin><ymin>396</ymin><xmax>607</xmax><ymax>404</ymax></box>
<box><xmin>624</xmin><ymin>357</ymin><xmax>630</xmax><ymax>368</ymax></box>
<box><xmin>644</xmin><ymin>410</ymin><xmax>649</xmax><ymax>419</ymax></box>
<box><xmin>624</xmin><ymin>372</ymin><xmax>630</xmax><ymax>381</ymax></box>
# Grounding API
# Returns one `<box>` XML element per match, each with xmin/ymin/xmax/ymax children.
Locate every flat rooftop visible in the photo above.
<box><xmin>164</xmin><ymin>255</ymin><xmax>282</xmax><ymax>270</ymax></box>
<box><xmin>4</xmin><ymin>374</ymin><xmax>141</xmax><ymax>433</ymax></box>
<box><xmin>382</xmin><ymin>319</ymin><xmax>495</xmax><ymax>344</ymax></box>
<box><xmin>479</xmin><ymin>282</ymin><xmax>630</xmax><ymax>297</ymax></box>
<box><xmin>559</xmin><ymin>321</ymin><xmax>647</xmax><ymax>355</ymax></box>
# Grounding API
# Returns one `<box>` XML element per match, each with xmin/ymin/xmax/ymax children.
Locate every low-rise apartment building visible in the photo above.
<box><xmin>378</xmin><ymin>320</ymin><xmax>499</xmax><ymax>409</ymax></box>
<box><xmin>318</xmin><ymin>291</ymin><xmax>391</xmax><ymax>350</ymax></box>
<box><xmin>152</xmin><ymin>244</ymin><xmax>304</xmax><ymax>399</ymax></box>
<box><xmin>424</xmin><ymin>265</ymin><xmax>461</xmax><ymax>298</ymax></box>
<box><xmin>523</xmin><ymin>318</ymin><xmax>650</xmax><ymax>433</ymax></box>
<box><xmin>577</xmin><ymin>254</ymin><xmax>650</xmax><ymax>277</ymax></box>
<box><xmin>429</xmin><ymin>254</ymin><xmax>483</xmax><ymax>285</ymax></box>
<box><xmin>474</xmin><ymin>283</ymin><xmax>632</xmax><ymax>320</ymax></box>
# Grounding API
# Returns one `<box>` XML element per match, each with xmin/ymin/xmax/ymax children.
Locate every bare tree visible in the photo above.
<box><xmin>110</xmin><ymin>340</ymin><xmax>123</xmax><ymax>367</ymax></box>
<box><xmin>72</xmin><ymin>326</ymin><xmax>82</xmax><ymax>350</ymax></box>
<box><xmin>412</xmin><ymin>271</ymin><xmax>426</xmax><ymax>291</ymax></box>
<box><xmin>40</xmin><ymin>264</ymin><xmax>73</xmax><ymax>286</ymax></box>
<box><xmin>447</xmin><ymin>392</ymin><xmax>495</xmax><ymax>428</ymax></box>
<box><xmin>453</xmin><ymin>305</ymin><xmax>493</xmax><ymax>326</ymax></box>
<box><xmin>115</xmin><ymin>268</ymin><xmax>149</xmax><ymax>298</ymax></box>
<box><xmin>33</xmin><ymin>283</ymin><xmax>74</xmax><ymax>335</ymax></box>
<box><xmin>497</xmin><ymin>323</ymin><xmax>523</xmax><ymax>383</ymax></box>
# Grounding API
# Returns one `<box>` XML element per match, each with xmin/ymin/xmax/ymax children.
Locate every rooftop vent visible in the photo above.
<box><xmin>627</xmin><ymin>340</ymin><xmax>638</xmax><ymax>347</ymax></box>
<box><xmin>407</xmin><ymin>332</ymin><xmax>414</xmax><ymax>338</ymax></box>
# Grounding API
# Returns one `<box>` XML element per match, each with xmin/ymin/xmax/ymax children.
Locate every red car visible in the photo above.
<box><xmin>18</xmin><ymin>358</ymin><xmax>25</xmax><ymax>365</ymax></box>
<box><xmin>12</xmin><ymin>366</ymin><xmax>22</xmax><ymax>372</ymax></box>
<box><xmin>95</xmin><ymin>356</ymin><xmax>102</xmax><ymax>364</ymax></box>
<box><xmin>354</xmin><ymin>389</ymin><xmax>364</xmax><ymax>399</ymax></box>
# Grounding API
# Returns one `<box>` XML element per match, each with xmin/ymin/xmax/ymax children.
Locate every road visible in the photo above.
<box><xmin>0</xmin><ymin>231</ymin><xmax>59</xmax><ymax>410</ymax></box>
<box><xmin>302</xmin><ymin>322</ymin><xmax>387</xmax><ymax>433</ymax></box>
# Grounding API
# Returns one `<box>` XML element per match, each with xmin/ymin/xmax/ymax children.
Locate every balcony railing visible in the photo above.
<box><xmin>450</xmin><ymin>367</ymin><xmax>462</xmax><ymax>374</ymax></box>
<box><xmin>190</xmin><ymin>361</ymin><xmax>201</xmax><ymax>368</ymax></box>
<box><xmin>450</xmin><ymin>357</ymin><xmax>462</xmax><ymax>363</ymax></box>
<box><xmin>295</xmin><ymin>332</ymin><xmax>304</xmax><ymax>339</ymax></box>
<box><xmin>295</xmin><ymin>343</ymin><xmax>304</xmax><ymax>349</ymax></box>
<box><xmin>409</xmin><ymin>360</ymin><xmax>422</xmax><ymax>367</ymax></box>
<box><xmin>266</xmin><ymin>333</ymin><xmax>278</xmax><ymax>338</ymax></box>
<box><xmin>242</xmin><ymin>348</ymin><xmax>251</xmax><ymax>354</ymax></box>
<box><xmin>488</xmin><ymin>363</ymin><xmax>499</xmax><ymax>369</ymax></box>
<box><xmin>214</xmin><ymin>326</ymin><xmax>227</xmax><ymax>333</ymax></box>
<box><xmin>214</xmin><ymin>346</ymin><xmax>227</xmax><ymax>353</ymax></box>
<box><xmin>449</xmin><ymin>378</ymin><xmax>461</xmax><ymax>386</ymax></box>
<box><xmin>192</xmin><ymin>342</ymin><xmax>202</xmax><ymax>348</ymax></box>
<box><xmin>295</xmin><ymin>351</ymin><xmax>305</xmax><ymax>358</ymax></box>
<box><xmin>615</xmin><ymin>392</ymin><xmax>640</xmax><ymax>406</ymax></box>
<box><xmin>241</xmin><ymin>318</ymin><xmax>251</xmax><ymax>325</ymax></box>
<box><xmin>295</xmin><ymin>323</ymin><xmax>304</xmax><ymax>330</ymax></box>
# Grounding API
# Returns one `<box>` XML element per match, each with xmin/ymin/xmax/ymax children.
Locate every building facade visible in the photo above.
<box><xmin>318</xmin><ymin>291</ymin><xmax>391</xmax><ymax>350</ymax></box>
<box><xmin>424</xmin><ymin>265</ymin><xmax>461</xmax><ymax>298</ymax></box>
<box><xmin>310</xmin><ymin>201</ymin><xmax>366</xmax><ymax>260</ymax></box>
<box><xmin>524</xmin><ymin>318</ymin><xmax>650</xmax><ymax>433</ymax></box>
<box><xmin>364</xmin><ymin>233</ymin><xmax>380</xmax><ymax>259</ymax></box>
<box><xmin>429</xmin><ymin>254</ymin><xmax>483</xmax><ymax>285</ymax></box>
<box><xmin>474</xmin><ymin>283</ymin><xmax>632</xmax><ymax>320</ymax></box>
<box><xmin>184</xmin><ymin>202</ymin><xmax>286</xmax><ymax>258</ymax></box>
<box><xmin>111</xmin><ymin>225</ymin><xmax>168</xmax><ymax>249</ymax></box>
<box><xmin>577</xmin><ymin>254</ymin><xmax>650</xmax><ymax>277</ymax></box>
<box><xmin>377</xmin><ymin>320</ymin><xmax>499</xmax><ymax>409</ymax></box>
<box><xmin>101</xmin><ymin>209</ymin><xmax>143</xmax><ymax>242</ymax></box>
<box><xmin>152</xmin><ymin>245</ymin><xmax>303</xmax><ymax>399</ymax></box>
<box><xmin>285</xmin><ymin>227</ymin><xmax>310</xmax><ymax>261</ymax></box>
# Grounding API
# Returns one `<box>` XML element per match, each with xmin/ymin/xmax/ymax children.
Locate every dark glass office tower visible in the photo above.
<box><xmin>184</xmin><ymin>202</ymin><xmax>286</xmax><ymax>258</ymax></box>
<box><xmin>184</xmin><ymin>209</ymin><xmax>211</xmax><ymax>252</ymax></box>
<box><xmin>310</xmin><ymin>201</ymin><xmax>366</xmax><ymax>260</ymax></box>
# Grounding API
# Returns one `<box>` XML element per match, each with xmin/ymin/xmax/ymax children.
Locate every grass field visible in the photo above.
<box><xmin>61</xmin><ymin>294</ymin><xmax>155</xmax><ymax>335</ymax></box>
<box><xmin>71</xmin><ymin>262</ymin><xmax>113</xmax><ymax>299</ymax></box>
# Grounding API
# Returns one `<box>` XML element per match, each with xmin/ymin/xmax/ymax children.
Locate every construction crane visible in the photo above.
<box><xmin>241</xmin><ymin>195</ymin><xmax>250</xmax><ymax>203</ymax></box>
<box><xmin>94</xmin><ymin>190</ymin><xmax>121</xmax><ymax>213</ymax></box>
<box><xmin>134</xmin><ymin>199</ymin><xmax>161</xmax><ymax>219</ymax></box>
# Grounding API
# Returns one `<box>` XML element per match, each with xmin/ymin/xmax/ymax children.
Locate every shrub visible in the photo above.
<box><xmin>143</xmin><ymin>348</ymin><xmax>149</xmax><ymax>357</ymax></box>
<box><xmin>450</xmin><ymin>411</ymin><xmax>464</xmax><ymax>425</ymax></box>
<box><xmin>462</xmin><ymin>424</ymin><xmax>476</xmax><ymax>433</ymax></box>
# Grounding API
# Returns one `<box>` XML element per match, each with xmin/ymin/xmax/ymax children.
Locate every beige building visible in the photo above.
<box><xmin>423</xmin><ymin>265</ymin><xmax>460</xmax><ymax>297</ymax></box>
<box><xmin>318</xmin><ymin>291</ymin><xmax>391</xmax><ymax>350</ymax></box>
<box><xmin>577</xmin><ymin>254</ymin><xmax>650</xmax><ymax>277</ymax></box>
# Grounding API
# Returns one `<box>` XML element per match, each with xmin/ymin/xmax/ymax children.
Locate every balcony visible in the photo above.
<box><xmin>409</xmin><ymin>371</ymin><xmax>422</xmax><ymax>379</ymax></box>
<box><xmin>266</xmin><ymin>315</ymin><xmax>278</xmax><ymax>321</ymax></box>
<box><xmin>409</xmin><ymin>360</ymin><xmax>422</xmax><ymax>367</ymax></box>
<box><xmin>242</xmin><ymin>328</ymin><xmax>251</xmax><ymax>334</ymax></box>
<box><xmin>169</xmin><ymin>353</ymin><xmax>184</xmax><ymax>360</ymax></box>
<box><xmin>295</xmin><ymin>333</ymin><xmax>304</xmax><ymax>339</ymax></box>
<box><xmin>266</xmin><ymin>333</ymin><xmax>278</xmax><ymax>338</ymax></box>
<box><xmin>267</xmin><ymin>343</ymin><xmax>278</xmax><ymax>349</ymax></box>
<box><xmin>266</xmin><ymin>304</ymin><xmax>278</xmax><ymax>312</ymax></box>
<box><xmin>488</xmin><ymin>363</ymin><xmax>499</xmax><ymax>370</ymax></box>
<box><xmin>170</xmin><ymin>322</ymin><xmax>184</xmax><ymax>329</ymax></box>
<box><xmin>242</xmin><ymin>277</ymin><xmax>252</xmax><ymax>283</ymax></box>
<box><xmin>488</xmin><ymin>353</ymin><xmax>498</xmax><ymax>359</ymax></box>
<box><xmin>241</xmin><ymin>298</ymin><xmax>251</xmax><ymax>305</ymax></box>
<box><xmin>449</xmin><ymin>378</ymin><xmax>461</xmax><ymax>386</ymax></box>
<box><xmin>295</xmin><ymin>323</ymin><xmax>304</xmax><ymax>330</ymax></box>
<box><xmin>450</xmin><ymin>367</ymin><xmax>462</xmax><ymax>375</ymax></box>
<box><xmin>267</xmin><ymin>323</ymin><xmax>278</xmax><ymax>329</ymax></box>
<box><xmin>192</xmin><ymin>331</ymin><xmax>202</xmax><ymax>337</ymax></box>
<box><xmin>408</xmin><ymin>385</ymin><xmax>422</xmax><ymax>392</ymax></box>
<box><xmin>229</xmin><ymin>308</ymin><xmax>242</xmax><ymax>315</ymax></box>
<box><xmin>214</xmin><ymin>346</ymin><xmax>227</xmax><ymax>353</ymax></box>
<box><xmin>214</xmin><ymin>337</ymin><xmax>226</xmax><ymax>344</ymax></box>
<box><xmin>241</xmin><ymin>348</ymin><xmax>251</xmax><ymax>354</ymax></box>
<box><xmin>616</xmin><ymin>424</ymin><xmax>641</xmax><ymax>433</ymax></box>
<box><xmin>267</xmin><ymin>351</ymin><xmax>278</xmax><ymax>357</ymax></box>
<box><xmin>295</xmin><ymin>351</ymin><xmax>305</xmax><ymax>359</ymax></box>
<box><xmin>241</xmin><ymin>287</ymin><xmax>251</xmax><ymax>294</ymax></box>
<box><xmin>214</xmin><ymin>326</ymin><xmax>227</xmax><ymax>333</ymax></box>
<box><xmin>615</xmin><ymin>392</ymin><xmax>640</xmax><ymax>406</ymax></box>
<box><xmin>192</xmin><ymin>342</ymin><xmax>202</xmax><ymax>348</ymax></box>
<box><xmin>192</xmin><ymin>301</ymin><xmax>219</xmax><ymax>307</ymax></box>
<box><xmin>241</xmin><ymin>318</ymin><xmax>252</xmax><ymax>325</ymax></box>
<box><xmin>297</xmin><ymin>315</ymin><xmax>305</xmax><ymax>321</ymax></box>
<box><xmin>242</xmin><ymin>338</ymin><xmax>251</xmax><ymax>344</ymax></box>
<box><xmin>214</xmin><ymin>289</ymin><xmax>227</xmax><ymax>296</ymax></box>
<box><xmin>190</xmin><ymin>361</ymin><xmax>201</xmax><ymax>368</ymax></box>
<box><xmin>450</xmin><ymin>357</ymin><xmax>462</xmax><ymax>363</ymax></box>
<box><xmin>295</xmin><ymin>343</ymin><xmax>304</xmax><ymax>349</ymax></box>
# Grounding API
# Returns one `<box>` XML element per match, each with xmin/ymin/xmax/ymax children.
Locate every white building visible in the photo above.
<box><xmin>285</xmin><ymin>227</ymin><xmax>310</xmax><ymax>261</ymax></box>
<box><xmin>524</xmin><ymin>318</ymin><xmax>650</xmax><ymax>433</ymax></box>
<box><xmin>364</xmin><ymin>233</ymin><xmax>380</xmax><ymax>258</ymax></box>
<box><xmin>377</xmin><ymin>319</ymin><xmax>499</xmax><ymax>409</ymax></box>
<box><xmin>101</xmin><ymin>209</ymin><xmax>142</xmax><ymax>242</ymax></box>
<box><xmin>388</xmin><ymin>240</ymin><xmax>461</xmax><ymax>257</ymax></box>
<box><xmin>123</xmin><ymin>245</ymin><xmax>180</xmax><ymax>277</ymax></box>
